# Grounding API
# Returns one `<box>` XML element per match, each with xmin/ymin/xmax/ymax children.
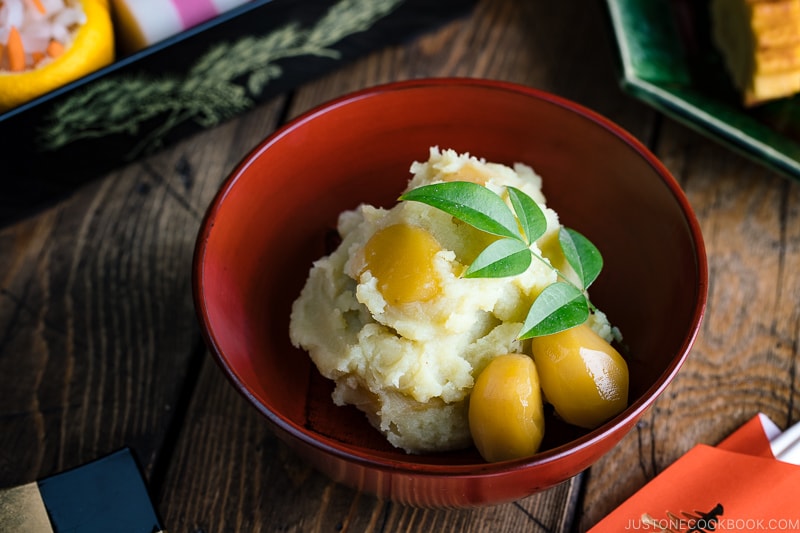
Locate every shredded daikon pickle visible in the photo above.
<box><xmin>0</xmin><ymin>0</ymin><xmax>86</xmax><ymax>71</ymax></box>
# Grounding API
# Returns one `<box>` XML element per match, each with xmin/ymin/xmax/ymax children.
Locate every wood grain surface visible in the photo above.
<box><xmin>1</xmin><ymin>0</ymin><xmax>798</xmax><ymax>532</ymax></box>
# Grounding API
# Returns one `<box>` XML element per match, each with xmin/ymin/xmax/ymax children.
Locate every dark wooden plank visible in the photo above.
<box><xmin>155</xmin><ymin>0</ymin><xmax>656</xmax><ymax>531</ymax></box>
<box><xmin>0</xmin><ymin>165</ymin><xmax>210</xmax><ymax>480</ymax></box>
<box><xmin>578</xmin><ymin>120</ymin><xmax>800</xmax><ymax>530</ymax></box>
<box><xmin>287</xmin><ymin>0</ymin><xmax>656</xmax><ymax>138</ymax></box>
<box><xmin>0</xmin><ymin>94</ymin><xmax>286</xmax><ymax>489</ymax></box>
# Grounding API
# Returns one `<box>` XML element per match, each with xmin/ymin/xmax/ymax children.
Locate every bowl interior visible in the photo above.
<box><xmin>195</xmin><ymin>80</ymin><xmax>705</xmax><ymax>469</ymax></box>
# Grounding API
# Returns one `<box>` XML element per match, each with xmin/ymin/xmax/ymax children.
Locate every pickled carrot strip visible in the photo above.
<box><xmin>32</xmin><ymin>0</ymin><xmax>46</xmax><ymax>14</ymax></box>
<box><xmin>32</xmin><ymin>51</ymin><xmax>44</xmax><ymax>65</ymax></box>
<box><xmin>7</xmin><ymin>27</ymin><xmax>25</xmax><ymax>72</ymax></box>
<box><xmin>46</xmin><ymin>40</ymin><xmax>65</xmax><ymax>58</ymax></box>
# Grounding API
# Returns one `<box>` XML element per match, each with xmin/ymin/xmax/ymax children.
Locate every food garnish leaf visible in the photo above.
<box><xmin>399</xmin><ymin>180</ymin><xmax>605</xmax><ymax>337</ymax></box>
<box><xmin>559</xmin><ymin>227</ymin><xmax>603</xmax><ymax>290</ymax></box>
<box><xmin>518</xmin><ymin>282</ymin><xmax>589</xmax><ymax>339</ymax></box>
<box><xmin>507</xmin><ymin>186</ymin><xmax>546</xmax><ymax>245</ymax></box>
<box><xmin>400</xmin><ymin>182</ymin><xmax>523</xmax><ymax>241</ymax></box>
<box><xmin>464</xmin><ymin>238</ymin><xmax>532</xmax><ymax>278</ymax></box>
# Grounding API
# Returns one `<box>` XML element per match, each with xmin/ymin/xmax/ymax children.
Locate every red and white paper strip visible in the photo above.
<box><xmin>111</xmin><ymin>0</ymin><xmax>251</xmax><ymax>52</ymax></box>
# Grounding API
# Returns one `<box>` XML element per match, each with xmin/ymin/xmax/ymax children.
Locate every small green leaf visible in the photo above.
<box><xmin>518</xmin><ymin>282</ymin><xmax>589</xmax><ymax>338</ymax></box>
<box><xmin>507</xmin><ymin>186</ymin><xmax>547</xmax><ymax>244</ymax></box>
<box><xmin>399</xmin><ymin>180</ymin><xmax>606</xmax><ymax>339</ymax></box>
<box><xmin>400</xmin><ymin>182</ymin><xmax>523</xmax><ymax>240</ymax></box>
<box><xmin>559</xmin><ymin>228</ymin><xmax>603</xmax><ymax>290</ymax></box>
<box><xmin>464</xmin><ymin>238</ymin><xmax>532</xmax><ymax>278</ymax></box>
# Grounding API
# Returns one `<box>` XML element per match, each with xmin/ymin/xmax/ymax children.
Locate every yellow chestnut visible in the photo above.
<box><xmin>530</xmin><ymin>323</ymin><xmax>628</xmax><ymax>429</ymax></box>
<box><xmin>362</xmin><ymin>223</ymin><xmax>442</xmax><ymax>305</ymax></box>
<box><xmin>442</xmin><ymin>163</ymin><xmax>489</xmax><ymax>185</ymax></box>
<box><xmin>468</xmin><ymin>354</ymin><xmax>545</xmax><ymax>462</ymax></box>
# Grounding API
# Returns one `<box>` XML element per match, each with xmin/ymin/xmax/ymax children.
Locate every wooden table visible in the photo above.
<box><xmin>2</xmin><ymin>1</ymin><xmax>799</xmax><ymax>531</ymax></box>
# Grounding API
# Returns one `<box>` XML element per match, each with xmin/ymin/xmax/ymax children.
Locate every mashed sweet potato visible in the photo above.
<box><xmin>289</xmin><ymin>147</ymin><xmax>614</xmax><ymax>453</ymax></box>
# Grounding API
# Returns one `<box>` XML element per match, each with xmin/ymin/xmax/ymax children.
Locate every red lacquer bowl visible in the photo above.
<box><xmin>193</xmin><ymin>78</ymin><xmax>708</xmax><ymax>507</ymax></box>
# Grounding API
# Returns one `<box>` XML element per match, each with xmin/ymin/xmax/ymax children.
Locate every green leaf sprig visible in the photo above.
<box><xmin>399</xmin><ymin>181</ymin><xmax>603</xmax><ymax>338</ymax></box>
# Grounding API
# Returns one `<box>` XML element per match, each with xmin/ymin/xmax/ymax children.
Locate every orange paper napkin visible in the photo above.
<box><xmin>590</xmin><ymin>414</ymin><xmax>800</xmax><ymax>532</ymax></box>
